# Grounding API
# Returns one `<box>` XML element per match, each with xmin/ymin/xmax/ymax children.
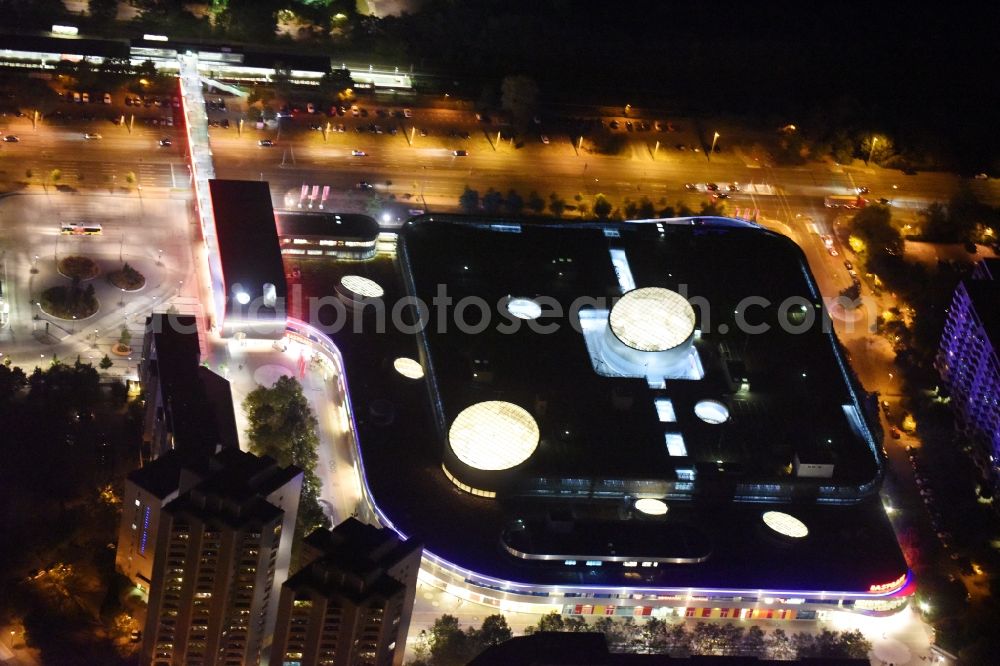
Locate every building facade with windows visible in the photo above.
<box><xmin>936</xmin><ymin>258</ymin><xmax>1000</xmax><ymax>481</ymax></box>
<box><xmin>138</xmin><ymin>450</ymin><xmax>302</xmax><ymax>666</ymax></box>
<box><xmin>269</xmin><ymin>519</ymin><xmax>422</xmax><ymax>666</ymax></box>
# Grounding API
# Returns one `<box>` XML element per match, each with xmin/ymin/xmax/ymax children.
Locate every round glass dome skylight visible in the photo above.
<box><xmin>762</xmin><ymin>511</ymin><xmax>808</xmax><ymax>538</ymax></box>
<box><xmin>609</xmin><ymin>287</ymin><xmax>695</xmax><ymax>352</ymax></box>
<box><xmin>340</xmin><ymin>275</ymin><xmax>384</xmax><ymax>298</ymax></box>
<box><xmin>449</xmin><ymin>401</ymin><xmax>539</xmax><ymax>471</ymax></box>
<box><xmin>506</xmin><ymin>297</ymin><xmax>543</xmax><ymax>320</ymax></box>
<box><xmin>393</xmin><ymin>357</ymin><xmax>424</xmax><ymax>379</ymax></box>
<box><xmin>694</xmin><ymin>399</ymin><xmax>730</xmax><ymax>424</ymax></box>
<box><xmin>634</xmin><ymin>498</ymin><xmax>668</xmax><ymax>516</ymax></box>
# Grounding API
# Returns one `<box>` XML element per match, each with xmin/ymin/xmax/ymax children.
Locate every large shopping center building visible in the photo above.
<box><xmin>323</xmin><ymin>215</ymin><xmax>912</xmax><ymax>621</ymax></box>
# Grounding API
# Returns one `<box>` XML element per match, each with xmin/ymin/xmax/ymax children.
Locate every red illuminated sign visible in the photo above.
<box><xmin>869</xmin><ymin>573</ymin><xmax>907</xmax><ymax>593</ymax></box>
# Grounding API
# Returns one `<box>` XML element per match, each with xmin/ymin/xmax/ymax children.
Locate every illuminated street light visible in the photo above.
<box><xmin>868</xmin><ymin>136</ymin><xmax>878</xmax><ymax>165</ymax></box>
<box><xmin>709</xmin><ymin>131</ymin><xmax>720</xmax><ymax>160</ymax></box>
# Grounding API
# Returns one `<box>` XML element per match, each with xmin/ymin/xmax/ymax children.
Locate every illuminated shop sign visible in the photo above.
<box><xmin>869</xmin><ymin>573</ymin><xmax>907</xmax><ymax>593</ymax></box>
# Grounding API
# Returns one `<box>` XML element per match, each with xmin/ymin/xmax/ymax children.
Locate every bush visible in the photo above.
<box><xmin>57</xmin><ymin>256</ymin><xmax>99</xmax><ymax>280</ymax></box>
<box><xmin>40</xmin><ymin>284</ymin><xmax>98</xmax><ymax>319</ymax></box>
<box><xmin>108</xmin><ymin>262</ymin><xmax>145</xmax><ymax>291</ymax></box>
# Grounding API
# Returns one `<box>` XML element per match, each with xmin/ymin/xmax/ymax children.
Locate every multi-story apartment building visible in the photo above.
<box><xmin>139</xmin><ymin>450</ymin><xmax>302</xmax><ymax>666</ymax></box>
<box><xmin>269</xmin><ymin>519</ymin><xmax>422</xmax><ymax>666</ymax></box>
<box><xmin>936</xmin><ymin>258</ymin><xmax>1000</xmax><ymax>479</ymax></box>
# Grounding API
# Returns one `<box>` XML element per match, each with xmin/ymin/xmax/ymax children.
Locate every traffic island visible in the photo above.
<box><xmin>108</xmin><ymin>263</ymin><xmax>146</xmax><ymax>291</ymax></box>
<box><xmin>39</xmin><ymin>284</ymin><xmax>99</xmax><ymax>320</ymax></box>
<box><xmin>57</xmin><ymin>255</ymin><xmax>100</xmax><ymax>280</ymax></box>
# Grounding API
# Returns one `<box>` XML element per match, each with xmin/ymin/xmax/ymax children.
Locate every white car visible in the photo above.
<box><xmin>403</xmin><ymin>108</ymin><xmax>412</xmax><ymax>118</ymax></box>
<box><xmin>83</xmin><ymin>132</ymin><xmax>102</xmax><ymax>140</ymax></box>
<box><xmin>540</xmin><ymin>135</ymin><xmax>550</xmax><ymax>144</ymax></box>
<box><xmin>351</xmin><ymin>149</ymin><xmax>367</xmax><ymax>157</ymax></box>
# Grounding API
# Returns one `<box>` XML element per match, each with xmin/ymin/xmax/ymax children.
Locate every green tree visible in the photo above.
<box><xmin>317</xmin><ymin>68</ymin><xmax>354</xmax><ymax>104</ymax></box>
<box><xmin>505</xmin><ymin>189</ymin><xmax>524</xmax><ymax>216</ymax></box>
<box><xmin>637</xmin><ymin>196</ymin><xmax>656</xmax><ymax>219</ymax></box>
<box><xmin>564</xmin><ymin>616</ymin><xmax>588</xmax><ymax>632</ymax></box>
<box><xmin>548</xmin><ymin>193</ymin><xmax>566</xmax><ymax>217</ymax></box>
<box><xmin>765</xmin><ymin>628</ymin><xmax>796</xmax><ymax>660</ymax></box>
<box><xmin>243</xmin><ymin>376</ymin><xmax>325</xmax><ymax>537</ymax></box>
<box><xmin>118</xmin><ymin>326</ymin><xmax>131</xmax><ymax>348</ymax></box>
<box><xmin>99</xmin><ymin>354</ymin><xmax>113</xmax><ymax>370</ymax></box>
<box><xmin>740</xmin><ymin>625</ymin><xmax>766</xmax><ymax>657</ymax></box>
<box><xmin>459</xmin><ymin>186</ymin><xmax>480</xmax><ymax>213</ymax></box>
<box><xmin>623</xmin><ymin>197</ymin><xmax>639</xmax><ymax>220</ymax></box>
<box><xmin>429</xmin><ymin>614</ymin><xmax>472</xmax><ymax>666</ymax></box>
<box><xmin>664</xmin><ymin>622</ymin><xmax>692</xmax><ymax>656</ymax></box>
<box><xmin>593</xmin><ymin>193</ymin><xmax>613</xmax><ymax>219</ymax></box>
<box><xmin>860</xmin><ymin>134</ymin><xmax>895</xmax><ymax>165</ymax></box>
<box><xmin>500</xmin><ymin>75</ymin><xmax>538</xmax><ymax>126</ymax></box>
<box><xmin>476</xmin><ymin>614</ymin><xmax>512</xmax><ymax>648</ymax></box>
<box><xmin>850</xmin><ymin>203</ymin><xmax>901</xmax><ymax>256</ymax></box>
<box><xmin>836</xmin><ymin>629</ymin><xmax>871</xmax><ymax>659</ymax></box>
<box><xmin>0</xmin><ymin>364</ymin><xmax>28</xmax><ymax>405</ymax></box>
<box><xmin>88</xmin><ymin>0</ymin><xmax>119</xmax><ymax>23</ymax></box>
<box><xmin>535</xmin><ymin>612</ymin><xmax>564</xmax><ymax>632</ymax></box>
<box><xmin>482</xmin><ymin>188</ymin><xmax>503</xmax><ymax>214</ymax></box>
<box><xmin>526</xmin><ymin>190</ymin><xmax>545</xmax><ymax>214</ymax></box>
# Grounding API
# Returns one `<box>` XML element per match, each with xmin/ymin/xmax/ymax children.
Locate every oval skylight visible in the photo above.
<box><xmin>340</xmin><ymin>275</ymin><xmax>384</xmax><ymax>298</ymax></box>
<box><xmin>634</xmin><ymin>498</ymin><xmax>668</xmax><ymax>516</ymax></box>
<box><xmin>609</xmin><ymin>287</ymin><xmax>696</xmax><ymax>352</ymax></box>
<box><xmin>506</xmin><ymin>297</ymin><xmax>543</xmax><ymax>320</ymax></box>
<box><xmin>694</xmin><ymin>399</ymin><xmax>730</xmax><ymax>424</ymax></box>
<box><xmin>393</xmin><ymin>357</ymin><xmax>424</xmax><ymax>379</ymax></box>
<box><xmin>449</xmin><ymin>401</ymin><xmax>539</xmax><ymax>471</ymax></box>
<box><xmin>762</xmin><ymin>511</ymin><xmax>808</xmax><ymax>538</ymax></box>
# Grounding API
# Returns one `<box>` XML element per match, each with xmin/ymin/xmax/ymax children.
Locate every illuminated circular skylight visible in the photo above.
<box><xmin>694</xmin><ymin>399</ymin><xmax>730</xmax><ymax>424</ymax></box>
<box><xmin>449</xmin><ymin>401</ymin><xmax>539</xmax><ymax>471</ymax></box>
<box><xmin>762</xmin><ymin>511</ymin><xmax>809</xmax><ymax>538</ymax></box>
<box><xmin>609</xmin><ymin>288</ymin><xmax>695</xmax><ymax>352</ymax></box>
<box><xmin>235</xmin><ymin>291</ymin><xmax>251</xmax><ymax>305</ymax></box>
<box><xmin>506</xmin><ymin>297</ymin><xmax>543</xmax><ymax>320</ymax></box>
<box><xmin>340</xmin><ymin>275</ymin><xmax>384</xmax><ymax>298</ymax></box>
<box><xmin>634</xmin><ymin>498</ymin><xmax>668</xmax><ymax>516</ymax></box>
<box><xmin>393</xmin><ymin>357</ymin><xmax>424</xmax><ymax>379</ymax></box>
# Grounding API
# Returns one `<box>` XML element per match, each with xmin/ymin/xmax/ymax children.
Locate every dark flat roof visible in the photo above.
<box><xmin>275</xmin><ymin>211</ymin><xmax>379</xmax><ymax>242</ymax></box>
<box><xmin>320</xmin><ymin>217</ymin><xmax>906</xmax><ymax>595</ymax></box>
<box><xmin>209</xmin><ymin>179</ymin><xmax>286</xmax><ymax>322</ymax></box>
<box><xmin>402</xmin><ymin>217</ymin><xmax>878</xmax><ymax>490</ymax></box>
<box><xmin>0</xmin><ymin>32</ymin><xmax>131</xmax><ymax>59</ymax></box>
<box><xmin>146</xmin><ymin>314</ymin><xmax>235</xmax><ymax>456</ymax></box>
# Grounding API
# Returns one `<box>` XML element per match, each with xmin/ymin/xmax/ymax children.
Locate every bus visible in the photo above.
<box><xmin>61</xmin><ymin>223</ymin><xmax>102</xmax><ymax>235</ymax></box>
<box><xmin>824</xmin><ymin>194</ymin><xmax>866</xmax><ymax>209</ymax></box>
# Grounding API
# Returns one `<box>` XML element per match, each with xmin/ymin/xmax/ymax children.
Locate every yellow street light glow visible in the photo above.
<box><xmin>449</xmin><ymin>401</ymin><xmax>539</xmax><ymax>471</ymax></box>
<box><xmin>393</xmin><ymin>357</ymin><xmax>424</xmax><ymax>379</ymax></box>
<box><xmin>762</xmin><ymin>511</ymin><xmax>808</xmax><ymax>538</ymax></box>
<box><xmin>340</xmin><ymin>275</ymin><xmax>384</xmax><ymax>298</ymax></box>
<box><xmin>634</xmin><ymin>498</ymin><xmax>668</xmax><ymax>515</ymax></box>
<box><xmin>609</xmin><ymin>287</ymin><xmax>695</xmax><ymax>352</ymax></box>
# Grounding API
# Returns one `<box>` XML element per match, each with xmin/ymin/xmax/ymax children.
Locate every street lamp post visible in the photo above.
<box><xmin>709</xmin><ymin>131</ymin><xmax>720</xmax><ymax>161</ymax></box>
<box><xmin>868</xmin><ymin>136</ymin><xmax>878</xmax><ymax>165</ymax></box>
